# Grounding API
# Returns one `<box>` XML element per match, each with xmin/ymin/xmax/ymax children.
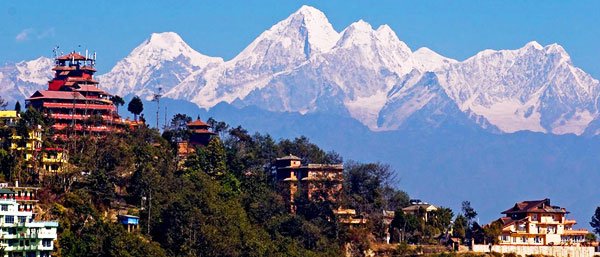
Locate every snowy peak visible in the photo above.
<box><xmin>231</xmin><ymin>5</ymin><xmax>339</xmax><ymax>65</ymax></box>
<box><xmin>337</xmin><ymin>20</ymin><xmax>375</xmax><ymax>47</ymax></box>
<box><xmin>16</xmin><ymin>56</ymin><xmax>54</xmax><ymax>85</ymax></box>
<box><xmin>130</xmin><ymin>32</ymin><xmax>223</xmax><ymax>67</ymax></box>
<box><xmin>412</xmin><ymin>47</ymin><xmax>457</xmax><ymax>71</ymax></box>
<box><xmin>290</xmin><ymin>5</ymin><xmax>340</xmax><ymax>52</ymax></box>
<box><xmin>438</xmin><ymin>41</ymin><xmax>599</xmax><ymax>135</ymax></box>
<box><xmin>99</xmin><ymin>32</ymin><xmax>222</xmax><ymax>97</ymax></box>
<box><xmin>524</xmin><ymin>40</ymin><xmax>543</xmax><ymax>50</ymax></box>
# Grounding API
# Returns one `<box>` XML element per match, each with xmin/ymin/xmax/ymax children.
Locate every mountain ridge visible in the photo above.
<box><xmin>1</xmin><ymin>5</ymin><xmax>599</xmax><ymax>136</ymax></box>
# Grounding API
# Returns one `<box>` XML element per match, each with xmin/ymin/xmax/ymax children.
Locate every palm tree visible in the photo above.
<box><xmin>110</xmin><ymin>95</ymin><xmax>125</xmax><ymax>115</ymax></box>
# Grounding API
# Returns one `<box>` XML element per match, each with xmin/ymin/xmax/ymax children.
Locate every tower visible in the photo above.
<box><xmin>26</xmin><ymin>51</ymin><xmax>125</xmax><ymax>139</ymax></box>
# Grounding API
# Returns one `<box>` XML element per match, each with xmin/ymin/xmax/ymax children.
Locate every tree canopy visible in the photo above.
<box><xmin>127</xmin><ymin>96</ymin><xmax>144</xmax><ymax>121</ymax></box>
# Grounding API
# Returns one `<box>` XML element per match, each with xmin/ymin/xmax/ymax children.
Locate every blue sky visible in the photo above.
<box><xmin>1</xmin><ymin>1</ymin><xmax>600</xmax><ymax>78</ymax></box>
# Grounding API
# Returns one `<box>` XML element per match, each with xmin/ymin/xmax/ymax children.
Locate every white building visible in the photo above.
<box><xmin>0</xmin><ymin>199</ymin><xmax>58</xmax><ymax>257</ymax></box>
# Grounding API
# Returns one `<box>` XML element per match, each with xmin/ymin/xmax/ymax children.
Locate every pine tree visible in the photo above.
<box><xmin>127</xmin><ymin>96</ymin><xmax>144</xmax><ymax>121</ymax></box>
<box><xmin>590</xmin><ymin>207</ymin><xmax>600</xmax><ymax>235</ymax></box>
<box><xmin>14</xmin><ymin>101</ymin><xmax>21</xmax><ymax>113</ymax></box>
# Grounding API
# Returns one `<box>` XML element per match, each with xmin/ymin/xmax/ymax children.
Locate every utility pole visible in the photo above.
<box><xmin>152</xmin><ymin>87</ymin><xmax>162</xmax><ymax>130</ymax></box>
<box><xmin>147</xmin><ymin>190</ymin><xmax>152</xmax><ymax>235</ymax></box>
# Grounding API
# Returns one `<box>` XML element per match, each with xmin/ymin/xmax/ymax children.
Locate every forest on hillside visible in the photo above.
<box><xmin>0</xmin><ymin>107</ymin><xmax>505</xmax><ymax>257</ymax></box>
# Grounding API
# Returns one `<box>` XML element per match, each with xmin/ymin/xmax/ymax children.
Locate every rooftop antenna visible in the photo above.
<box><xmin>52</xmin><ymin>45</ymin><xmax>59</xmax><ymax>58</ymax></box>
<box><xmin>52</xmin><ymin>46</ymin><xmax>60</xmax><ymax>65</ymax></box>
<box><xmin>152</xmin><ymin>87</ymin><xmax>163</xmax><ymax>129</ymax></box>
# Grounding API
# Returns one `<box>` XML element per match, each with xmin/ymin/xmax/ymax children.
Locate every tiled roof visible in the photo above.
<box><xmin>402</xmin><ymin>204</ymin><xmax>438</xmax><ymax>212</ymax></box>
<box><xmin>56</xmin><ymin>52</ymin><xmax>87</xmax><ymax>61</ymax></box>
<box><xmin>74</xmin><ymin>85</ymin><xmax>108</xmax><ymax>93</ymax></box>
<box><xmin>501</xmin><ymin>198</ymin><xmax>568</xmax><ymax>214</ymax></box>
<box><xmin>188</xmin><ymin>119</ymin><xmax>209</xmax><ymax>127</ymax></box>
<box><xmin>28</xmin><ymin>90</ymin><xmax>86</xmax><ymax>100</ymax></box>
<box><xmin>277</xmin><ymin>154</ymin><xmax>301</xmax><ymax>161</ymax></box>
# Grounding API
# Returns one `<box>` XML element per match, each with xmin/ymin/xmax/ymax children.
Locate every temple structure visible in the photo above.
<box><xmin>274</xmin><ymin>155</ymin><xmax>344</xmax><ymax>210</ymax></box>
<box><xmin>176</xmin><ymin>118</ymin><xmax>215</xmax><ymax>160</ymax></box>
<box><xmin>25</xmin><ymin>51</ymin><xmax>130</xmax><ymax>139</ymax></box>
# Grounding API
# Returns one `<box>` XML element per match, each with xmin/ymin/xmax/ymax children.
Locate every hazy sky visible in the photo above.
<box><xmin>1</xmin><ymin>1</ymin><xmax>599</xmax><ymax>78</ymax></box>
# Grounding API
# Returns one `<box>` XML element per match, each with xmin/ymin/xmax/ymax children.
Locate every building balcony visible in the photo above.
<box><xmin>42</xmin><ymin>158</ymin><xmax>67</xmax><ymax>163</ymax></box>
<box><xmin>42</xmin><ymin>102</ymin><xmax>115</xmax><ymax>111</ymax></box>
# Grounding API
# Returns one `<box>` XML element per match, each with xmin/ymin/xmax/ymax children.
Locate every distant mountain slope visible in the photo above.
<box><xmin>134</xmin><ymin>100</ymin><xmax>600</xmax><ymax>229</ymax></box>
<box><xmin>0</xmin><ymin>57</ymin><xmax>53</xmax><ymax>105</ymax></box>
<box><xmin>437</xmin><ymin>42</ymin><xmax>600</xmax><ymax>135</ymax></box>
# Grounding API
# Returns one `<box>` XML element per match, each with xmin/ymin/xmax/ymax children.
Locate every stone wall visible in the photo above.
<box><xmin>472</xmin><ymin>244</ymin><xmax>596</xmax><ymax>257</ymax></box>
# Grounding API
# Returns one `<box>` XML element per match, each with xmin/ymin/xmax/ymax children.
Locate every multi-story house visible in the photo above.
<box><xmin>402</xmin><ymin>200</ymin><xmax>438</xmax><ymax>222</ymax></box>
<box><xmin>493</xmin><ymin>198</ymin><xmax>589</xmax><ymax>246</ymax></box>
<box><xmin>0</xmin><ymin>182</ymin><xmax>40</xmax><ymax>215</ymax></box>
<box><xmin>274</xmin><ymin>155</ymin><xmax>344</xmax><ymax>210</ymax></box>
<box><xmin>0</xmin><ymin>111</ymin><xmax>69</xmax><ymax>176</ymax></box>
<box><xmin>0</xmin><ymin>199</ymin><xmax>58</xmax><ymax>257</ymax></box>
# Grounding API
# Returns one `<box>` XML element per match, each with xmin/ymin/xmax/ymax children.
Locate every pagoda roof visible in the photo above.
<box><xmin>28</xmin><ymin>90</ymin><xmax>86</xmax><ymax>100</ymax></box>
<box><xmin>56</xmin><ymin>52</ymin><xmax>88</xmax><ymax>61</ymax></box>
<box><xmin>52</xmin><ymin>65</ymin><xmax>96</xmax><ymax>72</ymax></box>
<box><xmin>74</xmin><ymin>85</ymin><xmax>109</xmax><ymax>94</ymax></box>
<box><xmin>501</xmin><ymin>198</ymin><xmax>569</xmax><ymax>214</ymax></box>
<box><xmin>188</xmin><ymin>119</ymin><xmax>209</xmax><ymax>127</ymax></box>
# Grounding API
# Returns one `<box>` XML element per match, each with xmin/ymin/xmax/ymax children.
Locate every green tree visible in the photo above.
<box><xmin>430</xmin><ymin>207</ymin><xmax>454</xmax><ymax>235</ymax></box>
<box><xmin>127</xmin><ymin>96</ymin><xmax>144</xmax><ymax>121</ymax></box>
<box><xmin>586</xmin><ymin>233</ymin><xmax>597</xmax><ymax>242</ymax></box>
<box><xmin>462</xmin><ymin>201</ymin><xmax>478</xmax><ymax>222</ymax></box>
<box><xmin>155</xmin><ymin>172</ymin><xmax>271</xmax><ymax>257</ymax></box>
<box><xmin>0</xmin><ymin>96</ymin><xmax>7</xmax><ymax>110</ymax></box>
<box><xmin>163</xmin><ymin>113</ymin><xmax>192</xmax><ymax>143</ymax></box>
<box><xmin>14</xmin><ymin>101</ymin><xmax>21</xmax><ymax>113</ymax></box>
<box><xmin>110</xmin><ymin>95</ymin><xmax>125</xmax><ymax>115</ymax></box>
<box><xmin>207</xmin><ymin>117</ymin><xmax>229</xmax><ymax>138</ymax></box>
<box><xmin>483</xmin><ymin>220</ymin><xmax>503</xmax><ymax>244</ymax></box>
<box><xmin>590</xmin><ymin>206</ymin><xmax>600</xmax><ymax>235</ymax></box>
<box><xmin>452</xmin><ymin>214</ymin><xmax>468</xmax><ymax>239</ymax></box>
<box><xmin>390</xmin><ymin>211</ymin><xmax>420</xmax><ymax>243</ymax></box>
<box><xmin>344</xmin><ymin>162</ymin><xmax>398</xmax><ymax>213</ymax></box>
<box><xmin>462</xmin><ymin>200</ymin><xmax>478</xmax><ymax>241</ymax></box>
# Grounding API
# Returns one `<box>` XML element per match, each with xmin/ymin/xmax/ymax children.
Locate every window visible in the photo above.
<box><xmin>17</xmin><ymin>216</ymin><xmax>26</xmax><ymax>224</ymax></box>
<box><xmin>521</xmin><ymin>236</ymin><xmax>527</xmax><ymax>243</ymax></box>
<box><xmin>502</xmin><ymin>235</ymin><xmax>509</xmax><ymax>241</ymax></box>
<box><xmin>5</xmin><ymin>216</ymin><xmax>14</xmax><ymax>224</ymax></box>
<box><xmin>1</xmin><ymin>205</ymin><xmax>7</xmax><ymax>211</ymax></box>
<box><xmin>532</xmin><ymin>214</ymin><xmax>538</xmax><ymax>221</ymax></box>
<box><xmin>42</xmin><ymin>239</ymin><xmax>52</xmax><ymax>247</ymax></box>
<box><xmin>534</xmin><ymin>236</ymin><xmax>541</xmax><ymax>243</ymax></box>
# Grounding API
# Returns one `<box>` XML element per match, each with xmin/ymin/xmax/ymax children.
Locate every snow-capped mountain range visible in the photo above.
<box><xmin>2</xmin><ymin>5</ymin><xmax>599</xmax><ymax>136</ymax></box>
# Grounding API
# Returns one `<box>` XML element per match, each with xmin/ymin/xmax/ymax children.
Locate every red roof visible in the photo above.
<box><xmin>74</xmin><ymin>85</ymin><xmax>109</xmax><ymax>94</ymax></box>
<box><xmin>56</xmin><ymin>52</ymin><xmax>87</xmax><ymax>61</ymax></box>
<box><xmin>28</xmin><ymin>90</ymin><xmax>86</xmax><ymax>100</ymax></box>
<box><xmin>501</xmin><ymin>198</ymin><xmax>569</xmax><ymax>214</ymax></box>
<box><xmin>188</xmin><ymin>119</ymin><xmax>210</xmax><ymax>127</ymax></box>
